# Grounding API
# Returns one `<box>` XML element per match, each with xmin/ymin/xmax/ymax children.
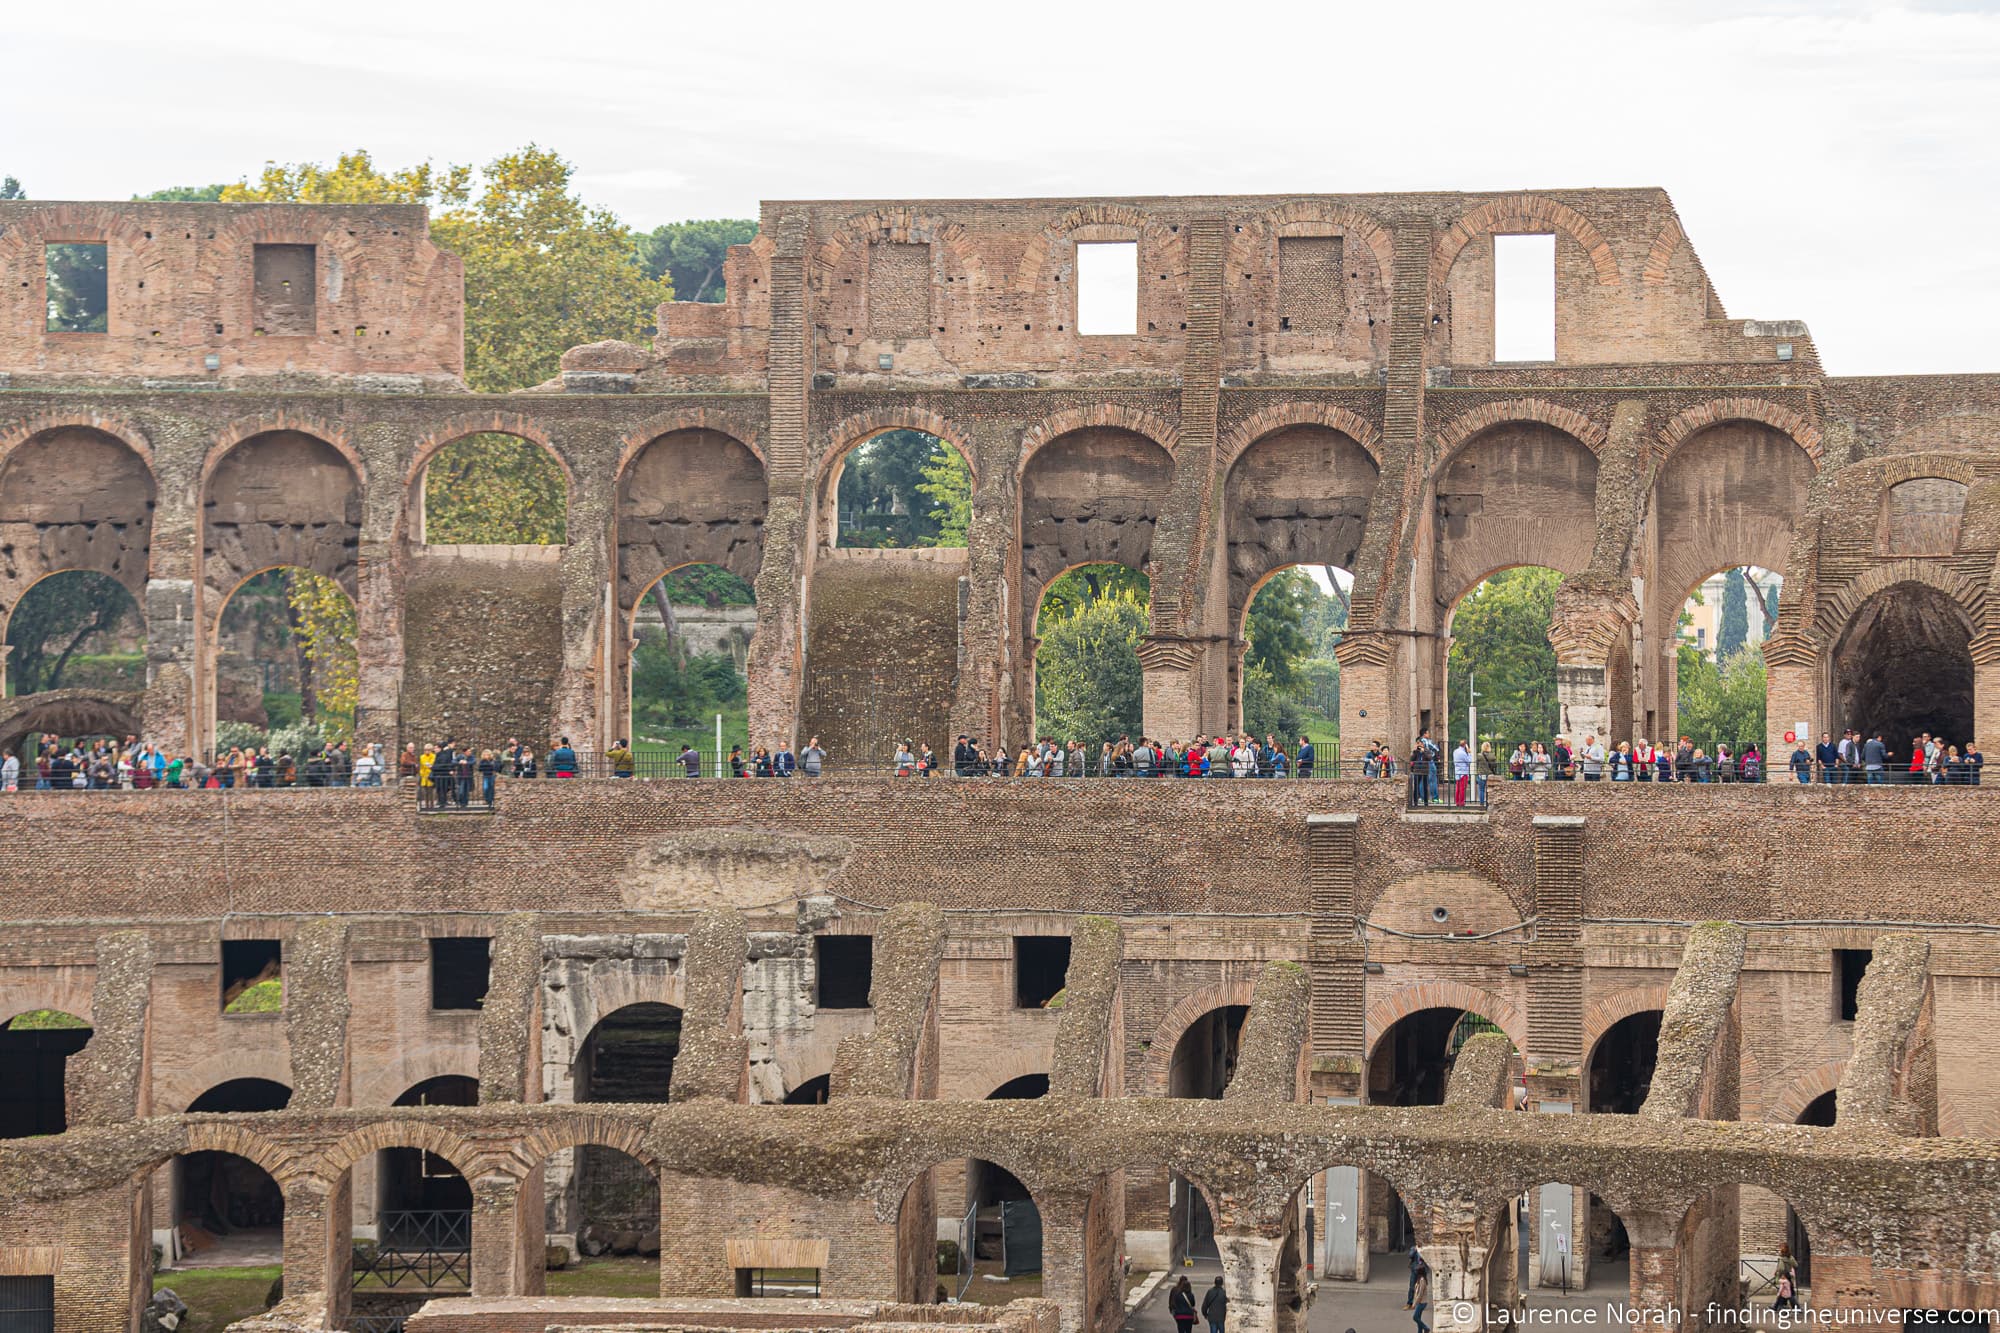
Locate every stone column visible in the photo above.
<box><xmin>1548</xmin><ymin>578</ymin><xmax>1637</xmax><ymax>750</ymax></box>
<box><xmin>952</xmin><ymin>423</ymin><xmax>1016</xmax><ymax>746</ymax></box>
<box><xmin>1139</xmin><ymin>635</ymin><xmax>1204</xmax><ymax>743</ymax></box>
<box><xmin>352</xmin><ymin>544</ymin><xmax>402</xmax><ymax>747</ymax></box>
<box><xmin>1333</xmin><ymin>633</ymin><xmax>1396</xmax><ymax>770</ymax></box>
<box><xmin>1622</xmin><ymin>1208</ymin><xmax>1682</xmax><ymax>1317</ymax></box>
<box><xmin>281</xmin><ymin>1172</ymin><xmax>354</xmax><ymax>1330</ymax></box>
<box><xmin>470</xmin><ymin>1171</ymin><xmax>543</xmax><ymax>1297</ymax></box>
<box><xmin>551</xmin><ymin>427</ymin><xmax>619</xmax><ymax>752</ymax></box>
<box><xmin>1762</xmin><ymin>633</ymin><xmax>1821</xmax><ymax>775</ymax></box>
<box><xmin>141</xmin><ymin>577</ymin><xmax>198</xmax><ymax>756</ymax></box>
<box><xmin>1039</xmin><ymin>1183</ymin><xmax>1120</xmax><ymax>1333</ymax></box>
<box><xmin>746</xmin><ymin>211</ymin><xmax>813</xmax><ymax>750</ymax></box>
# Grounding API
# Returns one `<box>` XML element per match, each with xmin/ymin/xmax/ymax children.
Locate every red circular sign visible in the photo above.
<box><xmin>1783</xmin><ymin>730</ymin><xmax>1797</xmax><ymax>744</ymax></box>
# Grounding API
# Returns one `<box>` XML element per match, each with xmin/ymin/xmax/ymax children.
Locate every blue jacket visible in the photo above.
<box><xmin>775</xmin><ymin>750</ymin><xmax>796</xmax><ymax>775</ymax></box>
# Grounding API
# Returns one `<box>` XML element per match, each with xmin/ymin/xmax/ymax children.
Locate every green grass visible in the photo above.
<box><xmin>7</xmin><ymin>1009</ymin><xmax>88</xmax><ymax>1029</ymax></box>
<box><xmin>223</xmin><ymin>978</ymin><xmax>283</xmax><ymax>1015</ymax></box>
<box><xmin>153</xmin><ymin>1265</ymin><xmax>280</xmax><ymax>1333</ymax></box>
<box><xmin>545</xmin><ymin>1255</ymin><xmax>660</xmax><ymax>1298</ymax></box>
<box><xmin>631</xmin><ymin>701</ymin><xmax>749</xmax><ymax>773</ymax></box>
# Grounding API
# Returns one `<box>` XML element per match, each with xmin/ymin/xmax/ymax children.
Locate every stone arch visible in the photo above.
<box><xmin>0</xmin><ymin>426</ymin><xmax>158</xmax><ymax>606</ymax></box>
<box><xmin>1219</xmin><ymin>403</ymin><xmax>1383</xmax><ymax>468</ymax></box>
<box><xmin>1019</xmin><ymin>404</ymin><xmax>1180</xmax><ymax>474</ymax></box>
<box><xmin>1430</xmin><ymin>399</ymin><xmax>1609</xmax><ymax>467</ymax></box>
<box><xmin>405</xmin><ymin>411</ymin><xmax>570</xmax><ymax>496</ymax></box>
<box><xmin>0</xmin><ymin>203</ymin><xmax>156</xmax><ymax>264</ymax></box>
<box><xmin>507</xmin><ymin>1112</ymin><xmax>660</xmax><ymax>1177</ymax></box>
<box><xmin>1813</xmin><ymin>560</ymin><xmax>1983</xmax><ymax>643</ymax></box>
<box><xmin>1363</xmin><ymin>980</ymin><xmax>1526</xmax><ymax>1060</ymax></box>
<box><xmin>180</xmin><ymin>1120</ymin><xmax>305</xmax><ymax>1187</ymax></box>
<box><xmin>1141</xmin><ymin>977</ymin><xmax>1261</xmax><ymax>1096</ymax></box>
<box><xmin>0</xmin><ymin>410</ymin><xmax>154</xmax><ymax>470</ymax></box>
<box><xmin>1431</xmin><ymin>194</ymin><xmax>1621</xmax><ymax>293</ymax></box>
<box><xmin>1768</xmin><ymin>1061</ymin><xmax>1847</xmax><ymax>1126</ymax></box>
<box><xmin>821</xmin><ymin>407</ymin><xmax>977</xmax><ymax>485</ymax></box>
<box><xmin>1013</xmin><ymin>202</ymin><xmax>1165</xmax><ymax>290</ymax></box>
<box><xmin>161</xmin><ymin>1058</ymin><xmax>295</xmax><ymax>1116</ymax></box>
<box><xmin>616</xmin><ymin>425</ymin><xmax>767</xmax><ymax>619</ymax></box>
<box><xmin>813</xmin><ymin>210</ymin><xmax>990</xmax><ymax>291</ymax></box>
<box><xmin>1865</xmin><ymin>452</ymin><xmax>1982</xmax><ymax>491</ymax></box>
<box><xmin>614</xmin><ymin>409</ymin><xmax>764</xmax><ymax>479</ymax></box>
<box><xmin>1581</xmin><ymin>985</ymin><xmax>1672</xmax><ymax>1072</ymax></box>
<box><xmin>1641</xmin><ymin>216</ymin><xmax>1688</xmax><ymax>286</ymax></box>
<box><xmin>0</xmin><ymin>689</ymin><xmax>142</xmax><ymax>757</ymax></box>
<box><xmin>1255</xmin><ymin>202</ymin><xmax>1397</xmax><ymax>284</ymax></box>
<box><xmin>1653</xmin><ymin>398</ymin><xmax>1823</xmax><ymax>468</ymax></box>
<box><xmin>350</xmin><ymin>1047</ymin><xmax>481</xmax><ymax>1111</ymax></box>
<box><xmin>964</xmin><ymin>1053</ymin><xmax>1053</xmax><ymax>1102</ymax></box>
<box><xmin>319</xmin><ymin>1118</ymin><xmax>482</xmax><ymax>1182</ymax></box>
<box><xmin>204</xmin><ymin>413</ymin><xmax>364</xmax><ymax>489</ymax></box>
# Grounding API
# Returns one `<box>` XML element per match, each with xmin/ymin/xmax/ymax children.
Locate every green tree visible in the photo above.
<box><xmin>1036</xmin><ymin>565</ymin><xmax>1148</xmax><ymax>629</ymax></box>
<box><xmin>423</xmin><ymin>435</ymin><xmax>569</xmax><ymax>544</ymax></box>
<box><xmin>5</xmin><ymin>572</ymin><xmax>139</xmax><ymax>695</ymax></box>
<box><xmin>1034</xmin><ymin>591</ymin><xmax>1146</xmax><ymax>746</ymax></box>
<box><xmin>836</xmin><ymin>432</ymin><xmax>970</xmax><ymax>548</ymax></box>
<box><xmin>135</xmin><ymin>184</ymin><xmax>226</xmax><ymax>201</ymax></box>
<box><xmin>2</xmin><ymin>176</ymin><xmax>26</xmax><ymax>200</ymax></box>
<box><xmin>637</xmin><ymin>218</ymin><xmax>758</xmax><ymax>303</ymax></box>
<box><xmin>283</xmin><ymin>572</ymin><xmax>358</xmax><ymax>740</ymax></box>
<box><xmin>918</xmin><ymin>445</ymin><xmax>972</xmax><ymax>546</ymax></box>
<box><xmin>221</xmin><ymin>150</ymin><xmax>471</xmax><ymax>207</ymax></box>
<box><xmin>1677</xmin><ymin>644</ymin><xmax>1766</xmax><ymax>747</ymax></box>
<box><xmin>1245</xmin><ymin>569</ymin><xmax>1315</xmax><ymax>688</ymax></box>
<box><xmin>1717</xmin><ymin>568</ymin><xmax>1749</xmax><ymax>660</ymax></box>
<box><xmin>661</xmin><ymin>566</ymin><xmax>755</xmax><ymax>607</ymax></box>
<box><xmin>1446</xmin><ymin>567</ymin><xmax>1561</xmax><ymax>746</ymax></box>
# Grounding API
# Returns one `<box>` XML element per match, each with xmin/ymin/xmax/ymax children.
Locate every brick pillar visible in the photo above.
<box><xmin>1548</xmin><ymin>580</ymin><xmax>1637</xmax><ymax>752</ymax></box>
<box><xmin>142</xmin><ymin>576</ymin><xmax>198</xmax><ymax>756</ymax></box>
<box><xmin>1333</xmin><ymin>634</ymin><xmax>1395</xmax><ymax>770</ymax></box>
<box><xmin>1527</xmin><ymin>816</ymin><xmax>1584</xmax><ymax>1077</ymax></box>
<box><xmin>952</xmin><ymin>423</ymin><xmax>1014</xmax><ymax>745</ymax></box>
<box><xmin>551</xmin><ymin>432</ymin><xmax>617</xmax><ymax>752</ymax></box>
<box><xmin>470</xmin><ymin>1171</ymin><xmax>543</xmax><ymax>1298</ymax></box>
<box><xmin>746</xmin><ymin>211</ymin><xmax>813</xmax><ymax>749</ymax></box>
<box><xmin>282</xmin><ymin>1172</ymin><xmax>353</xmax><ymax>1329</ymax></box>
<box><xmin>1138</xmin><ymin>636</ymin><xmax>1204</xmax><ymax>748</ymax></box>
<box><xmin>1039</xmin><ymin>1177</ymin><xmax>1124</xmax><ymax>1333</ymax></box>
<box><xmin>352</xmin><ymin>540</ymin><xmax>402</xmax><ymax>747</ymax></box>
<box><xmin>1306</xmin><ymin>814</ymin><xmax>1366</xmax><ymax>1104</ymax></box>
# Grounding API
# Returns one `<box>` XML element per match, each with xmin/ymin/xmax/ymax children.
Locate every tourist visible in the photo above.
<box><xmin>1741</xmin><ymin>743</ymin><xmax>1762</xmax><ymax>782</ymax></box>
<box><xmin>478</xmin><ymin>749</ymin><xmax>498</xmax><ymax>807</ymax></box>
<box><xmin>1</xmin><ymin>750</ymin><xmax>16</xmax><ymax>792</ymax></box>
<box><xmin>607</xmin><ymin>738</ymin><xmax>635</xmax><ymax>779</ymax></box>
<box><xmin>1202</xmin><ymin>1275</ymin><xmax>1228</xmax><ymax>1333</ymax></box>
<box><xmin>1864</xmin><ymin>731</ymin><xmax>1888</xmax><ymax>785</ymax></box>
<box><xmin>952</xmin><ymin>734</ymin><xmax>973</xmax><ymax>777</ymax></box>
<box><xmin>729</xmin><ymin>745</ymin><xmax>746</xmax><ymax>777</ymax></box>
<box><xmin>1476</xmin><ymin>741</ymin><xmax>1498</xmax><ymax>801</ymax></box>
<box><xmin>400</xmin><ymin>742</ymin><xmax>419</xmax><ymax>785</ymax></box>
<box><xmin>453</xmin><ymin>746</ymin><xmax>474</xmax><ymax>807</ymax></box>
<box><xmin>1791</xmin><ymin>739</ymin><xmax>1813</xmax><ymax>783</ymax></box>
<box><xmin>1452</xmin><ymin>738</ymin><xmax>1472</xmax><ymax>806</ymax></box>
<box><xmin>1969</xmin><ymin>741</ymin><xmax>1984</xmax><ymax>784</ymax></box>
<box><xmin>1674</xmin><ymin>737</ymin><xmax>1694</xmax><ymax>782</ymax></box>
<box><xmin>1634</xmin><ymin>737</ymin><xmax>1654</xmax><ymax>782</ymax></box>
<box><xmin>1611</xmin><ymin>740</ymin><xmax>1633</xmax><ymax>782</ymax></box>
<box><xmin>1529</xmin><ymin>741</ymin><xmax>1551</xmax><ymax>781</ymax></box>
<box><xmin>1405</xmin><ymin>1244</ymin><xmax>1424</xmax><ymax>1307</ymax></box>
<box><xmin>802</xmin><ymin>735</ymin><xmax>826</xmax><ymax>777</ymax></box>
<box><xmin>550</xmin><ymin>737</ymin><xmax>579</xmax><ymax>778</ymax></box>
<box><xmin>894</xmin><ymin>741</ymin><xmax>916</xmax><ymax>776</ymax></box>
<box><xmin>1581</xmin><ymin>734</ymin><xmax>1605</xmax><ymax>781</ymax></box>
<box><xmin>753</xmin><ymin>746</ymin><xmax>773</xmax><ymax>777</ymax></box>
<box><xmin>1946</xmin><ymin>745</ymin><xmax>1969</xmax><ymax>784</ymax></box>
<box><xmin>680</xmin><ymin>744</ymin><xmax>702</xmax><ymax>778</ymax></box>
<box><xmin>1774</xmin><ymin>1243</ymin><xmax>1800</xmax><ymax>1312</ymax></box>
<box><xmin>1551</xmin><ymin>735</ymin><xmax>1573</xmax><ymax>780</ymax></box>
<box><xmin>1298</xmin><ymin>735</ymin><xmax>1315</xmax><ymax>778</ymax></box>
<box><xmin>1169</xmin><ymin>1276</ymin><xmax>1197</xmax><ymax>1333</ymax></box>
<box><xmin>921</xmin><ymin>742</ymin><xmax>938</xmax><ymax>776</ymax></box>
<box><xmin>518</xmin><ymin>744</ymin><xmax>538</xmax><ymax>778</ymax></box>
<box><xmin>353</xmin><ymin>745</ymin><xmax>381</xmax><ymax>787</ymax></box>
<box><xmin>774</xmin><ymin>743</ymin><xmax>796</xmax><ymax>777</ymax></box>
<box><xmin>1410</xmin><ymin>1259</ymin><xmax>1431</xmax><ymax>1333</ymax></box>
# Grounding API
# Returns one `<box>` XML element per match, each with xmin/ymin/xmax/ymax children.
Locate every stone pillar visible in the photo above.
<box><xmin>1762</xmin><ymin>634</ymin><xmax>1821</xmax><ymax>776</ymax></box>
<box><xmin>470</xmin><ymin>1171</ymin><xmax>543</xmax><ymax>1298</ymax></box>
<box><xmin>746</xmin><ymin>211</ymin><xmax>813</xmax><ymax>749</ymax></box>
<box><xmin>952</xmin><ymin>423</ymin><xmax>1016</xmax><ymax>746</ymax></box>
<box><xmin>282</xmin><ymin>1173</ymin><xmax>354</xmax><ymax>1330</ymax></box>
<box><xmin>1333</xmin><ymin>633</ymin><xmax>1396</xmax><ymax>769</ymax></box>
<box><xmin>1139</xmin><ymin>636</ymin><xmax>1204</xmax><ymax>743</ymax></box>
<box><xmin>551</xmin><ymin>429</ymin><xmax>619</xmax><ymax>753</ymax></box>
<box><xmin>141</xmin><ymin>577</ymin><xmax>198</xmax><ymax>756</ymax></box>
<box><xmin>1039</xmin><ymin>1178</ymin><xmax>1124</xmax><ymax>1333</ymax></box>
<box><xmin>1973</xmin><ymin>632</ymin><xmax>2000</xmax><ymax>753</ymax></box>
<box><xmin>352</xmin><ymin>542</ymin><xmax>402</xmax><ymax>747</ymax></box>
<box><xmin>1623</xmin><ymin>1209</ymin><xmax>1681</xmax><ymax>1317</ymax></box>
<box><xmin>1548</xmin><ymin>578</ymin><xmax>1637</xmax><ymax>750</ymax></box>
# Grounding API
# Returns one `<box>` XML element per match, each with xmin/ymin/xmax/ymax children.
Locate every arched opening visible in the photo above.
<box><xmin>420</xmin><ymin>434</ymin><xmax>568</xmax><ymax>545</ymax></box>
<box><xmin>188</xmin><ymin>1079</ymin><xmax>293</xmax><ymax>1114</ymax></box>
<box><xmin>202</xmin><ymin>429</ymin><xmax>361</xmax><ymax>756</ymax></box>
<box><xmin>3</xmin><ymin>571</ymin><xmax>146</xmax><ymax>701</ymax></box>
<box><xmin>212</xmin><ymin>567</ymin><xmax>359</xmax><ymax>763</ymax></box>
<box><xmin>1369</xmin><ymin>1008</ymin><xmax>1516</xmax><ymax>1268</ymax></box>
<box><xmin>829</xmin><ymin>430</ymin><xmax>971</xmax><ymax>549</ymax></box>
<box><xmin>629</xmin><ymin>564</ymin><xmax>753</xmax><ymax>775</ymax></box>
<box><xmin>1446</xmin><ymin>567</ymin><xmax>1562</xmax><ymax>773</ymax></box>
<box><xmin>1586</xmin><ymin>1011</ymin><xmax>1661</xmax><ymax>1114</ymax></box>
<box><xmin>1769</xmin><ymin>1092</ymin><xmax>1838</xmax><ymax>1299</ymax></box>
<box><xmin>1161</xmin><ymin>1007</ymin><xmax>1246</xmax><ymax>1266</ymax></box>
<box><xmin>572</xmin><ymin>1004</ymin><xmax>680</xmax><ymax>1248</ymax></box>
<box><xmin>1739</xmin><ymin>1189</ymin><xmax>1815</xmax><ymax>1310</ymax></box>
<box><xmin>1238</xmin><ymin>566</ymin><xmax>1348</xmax><ymax>749</ymax></box>
<box><xmin>1519</xmin><ymin>1184</ymin><xmax>1628</xmax><ymax>1300</ymax></box>
<box><xmin>1032</xmin><ymin>564</ymin><xmax>1150</xmax><ymax>762</ymax></box>
<box><xmin>0</xmin><ymin>1009</ymin><xmax>91</xmax><ymax>1137</ymax></box>
<box><xmin>1672</xmin><ymin>567</ymin><xmax>1776</xmax><ymax>768</ymax></box>
<box><xmin>164</xmin><ymin>1150</ymin><xmax>284</xmax><ymax>1270</ymax></box>
<box><xmin>963</xmin><ymin>1075</ymin><xmax>1047</xmax><ymax>1289</ymax></box>
<box><xmin>375</xmin><ymin>1077</ymin><xmax>477</xmax><ymax>1249</ymax></box>
<box><xmin>1832</xmin><ymin>581</ymin><xmax>1974</xmax><ymax>762</ymax></box>
<box><xmin>782</xmin><ymin>1073</ymin><xmax>830</xmax><ymax>1105</ymax></box>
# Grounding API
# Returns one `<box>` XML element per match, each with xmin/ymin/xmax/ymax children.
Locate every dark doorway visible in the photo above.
<box><xmin>378</xmin><ymin>1077</ymin><xmax>478</xmax><ymax>1225</ymax></box>
<box><xmin>0</xmin><ymin>1012</ymin><xmax>92</xmax><ymax>1138</ymax></box>
<box><xmin>1587</xmin><ymin>1011</ymin><xmax>1661</xmax><ymax>1115</ymax></box>
<box><xmin>576</xmin><ymin>1004</ymin><xmax>682</xmax><ymax>1237</ymax></box>
<box><xmin>1833</xmin><ymin>582</ymin><xmax>1974</xmax><ymax>756</ymax></box>
<box><xmin>783</xmin><ymin>1074</ymin><xmax>830</xmax><ymax>1105</ymax></box>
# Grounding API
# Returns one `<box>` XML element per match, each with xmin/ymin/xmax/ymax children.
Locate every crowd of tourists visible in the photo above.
<box><xmin>1395</xmin><ymin>727</ymin><xmax>1987</xmax><ymax>807</ymax></box>
<box><xmin>941</xmin><ymin>733</ymin><xmax>1320</xmax><ymax>779</ymax></box>
<box><xmin>2</xmin><ymin>735</ymin><xmax>391</xmax><ymax>791</ymax></box>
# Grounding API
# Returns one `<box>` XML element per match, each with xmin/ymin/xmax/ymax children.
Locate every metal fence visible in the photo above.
<box><xmin>354</xmin><ymin>1210</ymin><xmax>471</xmax><ymax>1291</ymax></box>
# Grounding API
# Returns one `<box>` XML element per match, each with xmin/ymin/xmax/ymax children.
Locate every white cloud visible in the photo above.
<box><xmin>6</xmin><ymin>0</ymin><xmax>1998</xmax><ymax>373</ymax></box>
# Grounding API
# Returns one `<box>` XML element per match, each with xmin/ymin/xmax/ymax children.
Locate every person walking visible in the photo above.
<box><xmin>1169</xmin><ymin>1276</ymin><xmax>1197</xmax><ymax>1333</ymax></box>
<box><xmin>1410</xmin><ymin>1260</ymin><xmax>1431</xmax><ymax>1333</ymax></box>
<box><xmin>1405</xmin><ymin>1243</ymin><xmax>1424</xmax><ymax>1306</ymax></box>
<box><xmin>1201</xmin><ymin>1275</ymin><xmax>1228</xmax><ymax>1333</ymax></box>
<box><xmin>1774</xmin><ymin>1242</ymin><xmax>1800</xmax><ymax>1312</ymax></box>
<box><xmin>679</xmin><ymin>744</ymin><xmax>702</xmax><ymax>778</ymax></box>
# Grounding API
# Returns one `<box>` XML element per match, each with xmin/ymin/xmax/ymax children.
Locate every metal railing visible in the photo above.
<box><xmin>354</xmin><ymin>1210</ymin><xmax>471</xmax><ymax>1291</ymax></box>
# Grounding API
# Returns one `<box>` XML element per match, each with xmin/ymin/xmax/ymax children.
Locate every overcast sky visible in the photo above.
<box><xmin>8</xmin><ymin>0</ymin><xmax>1998</xmax><ymax>376</ymax></box>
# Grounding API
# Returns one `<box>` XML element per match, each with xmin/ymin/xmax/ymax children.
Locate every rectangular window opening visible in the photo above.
<box><xmin>735</xmin><ymin>1267</ymin><xmax>822</xmax><ymax>1298</ymax></box>
<box><xmin>1492</xmin><ymin>233</ymin><xmax>1555</xmax><ymax>362</ymax></box>
<box><xmin>816</xmin><ymin>935</ymin><xmax>874</xmax><ymax>1010</ymax></box>
<box><xmin>430</xmin><ymin>936</ymin><xmax>492</xmax><ymax>1011</ymax></box>
<box><xmin>1075</xmin><ymin>241</ymin><xmax>1138</xmax><ymax>336</ymax></box>
<box><xmin>1015</xmin><ymin>935</ymin><xmax>1072</xmax><ymax>1009</ymax></box>
<box><xmin>45</xmin><ymin>242</ymin><xmax>108</xmax><ymax>333</ymax></box>
<box><xmin>253</xmin><ymin>243</ymin><xmax>317</xmax><ymax>335</ymax></box>
<box><xmin>0</xmin><ymin>1274</ymin><xmax>56</xmax><ymax>1329</ymax></box>
<box><xmin>221</xmin><ymin>939</ymin><xmax>283</xmax><ymax>1015</ymax></box>
<box><xmin>1835</xmin><ymin>948</ymin><xmax>1872</xmax><ymax>1022</ymax></box>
